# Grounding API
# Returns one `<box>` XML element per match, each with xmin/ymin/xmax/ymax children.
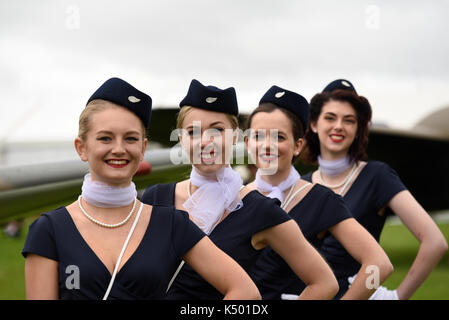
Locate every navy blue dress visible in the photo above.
<box><xmin>140</xmin><ymin>182</ymin><xmax>292</xmax><ymax>300</ymax></box>
<box><xmin>249</xmin><ymin>183</ymin><xmax>352</xmax><ymax>299</ymax></box>
<box><xmin>22</xmin><ymin>205</ymin><xmax>205</xmax><ymax>300</ymax></box>
<box><xmin>303</xmin><ymin>161</ymin><xmax>407</xmax><ymax>298</ymax></box>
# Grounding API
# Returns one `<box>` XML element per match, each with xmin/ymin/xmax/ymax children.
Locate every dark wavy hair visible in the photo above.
<box><xmin>303</xmin><ymin>89</ymin><xmax>372</xmax><ymax>164</ymax></box>
<box><xmin>245</xmin><ymin>102</ymin><xmax>304</xmax><ymax>164</ymax></box>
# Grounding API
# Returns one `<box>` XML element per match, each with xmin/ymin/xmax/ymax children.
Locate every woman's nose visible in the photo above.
<box><xmin>333</xmin><ymin>119</ymin><xmax>343</xmax><ymax>130</ymax></box>
<box><xmin>111</xmin><ymin>139</ymin><xmax>126</xmax><ymax>154</ymax></box>
<box><xmin>201</xmin><ymin>129</ymin><xmax>220</xmax><ymax>147</ymax></box>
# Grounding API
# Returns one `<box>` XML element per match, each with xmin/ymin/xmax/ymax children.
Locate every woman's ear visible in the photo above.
<box><xmin>74</xmin><ymin>137</ymin><xmax>88</xmax><ymax>162</ymax></box>
<box><xmin>310</xmin><ymin>121</ymin><xmax>318</xmax><ymax>134</ymax></box>
<box><xmin>233</xmin><ymin>128</ymin><xmax>240</xmax><ymax>145</ymax></box>
<box><xmin>141</xmin><ymin>138</ymin><xmax>148</xmax><ymax>161</ymax></box>
<box><xmin>294</xmin><ymin>138</ymin><xmax>304</xmax><ymax>156</ymax></box>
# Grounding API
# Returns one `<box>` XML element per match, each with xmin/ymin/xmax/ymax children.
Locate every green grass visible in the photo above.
<box><xmin>0</xmin><ymin>222</ymin><xmax>27</xmax><ymax>300</ymax></box>
<box><xmin>1</xmin><ymin>217</ymin><xmax>448</xmax><ymax>300</ymax></box>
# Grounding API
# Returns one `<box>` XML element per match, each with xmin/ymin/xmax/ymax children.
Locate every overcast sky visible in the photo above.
<box><xmin>1</xmin><ymin>0</ymin><xmax>448</xmax><ymax>142</ymax></box>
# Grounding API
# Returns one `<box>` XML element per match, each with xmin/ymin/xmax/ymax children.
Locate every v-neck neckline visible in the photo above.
<box><xmin>310</xmin><ymin>161</ymin><xmax>370</xmax><ymax>198</ymax></box>
<box><xmin>62</xmin><ymin>205</ymin><xmax>154</xmax><ymax>278</ymax></box>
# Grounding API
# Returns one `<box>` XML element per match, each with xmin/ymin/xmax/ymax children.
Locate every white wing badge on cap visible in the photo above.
<box><xmin>275</xmin><ymin>91</ymin><xmax>285</xmax><ymax>98</ymax></box>
<box><xmin>341</xmin><ymin>81</ymin><xmax>351</xmax><ymax>87</ymax></box>
<box><xmin>128</xmin><ymin>96</ymin><xmax>141</xmax><ymax>103</ymax></box>
<box><xmin>206</xmin><ymin>97</ymin><xmax>217</xmax><ymax>103</ymax></box>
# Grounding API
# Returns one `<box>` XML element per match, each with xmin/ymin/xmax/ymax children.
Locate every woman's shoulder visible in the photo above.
<box><xmin>364</xmin><ymin>160</ymin><xmax>398</xmax><ymax>172</ymax></box>
<box><xmin>22</xmin><ymin>207</ymin><xmax>69</xmax><ymax>260</ymax></box>
<box><xmin>149</xmin><ymin>202</ymin><xmax>194</xmax><ymax>226</ymax></box>
<box><xmin>32</xmin><ymin>206</ymin><xmax>69</xmax><ymax>226</ymax></box>
<box><xmin>308</xmin><ymin>182</ymin><xmax>335</xmax><ymax>197</ymax></box>
<box><xmin>141</xmin><ymin>182</ymin><xmax>178</xmax><ymax>206</ymax></box>
<box><xmin>240</xmin><ymin>183</ymin><xmax>281</xmax><ymax>206</ymax></box>
<box><xmin>363</xmin><ymin>160</ymin><xmax>400</xmax><ymax>180</ymax></box>
<box><xmin>301</xmin><ymin>170</ymin><xmax>315</xmax><ymax>182</ymax></box>
<box><xmin>240</xmin><ymin>182</ymin><xmax>257</xmax><ymax>198</ymax></box>
<box><xmin>295</xmin><ymin>183</ymin><xmax>344</xmax><ymax>210</ymax></box>
<box><xmin>142</xmin><ymin>182</ymin><xmax>177</xmax><ymax>194</ymax></box>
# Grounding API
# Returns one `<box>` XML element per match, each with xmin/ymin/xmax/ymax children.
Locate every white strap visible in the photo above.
<box><xmin>166</xmin><ymin>260</ymin><xmax>185</xmax><ymax>293</ymax></box>
<box><xmin>338</xmin><ymin>163</ymin><xmax>362</xmax><ymax>196</ymax></box>
<box><xmin>103</xmin><ymin>202</ymin><xmax>144</xmax><ymax>300</ymax></box>
<box><xmin>282</xmin><ymin>185</ymin><xmax>296</xmax><ymax>206</ymax></box>
<box><xmin>281</xmin><ymin>183</ymin><xmax>312</xmax><ymax>210</ymax></box>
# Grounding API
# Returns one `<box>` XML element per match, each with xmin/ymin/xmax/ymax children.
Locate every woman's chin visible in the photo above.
<box><xmin>255</xmin><ymin>159</ymin><xmax>279</xmax><ymax>172</ymax></box>
<box><xmin>193</xmin><ymin>163</ymin><xmax>226</xmax><ymax>175</ymax></box>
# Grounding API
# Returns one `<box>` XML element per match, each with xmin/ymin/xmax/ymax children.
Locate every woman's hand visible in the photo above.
<box><xmin>388</xmin><ymin>190</ymin><xmax>448</xmax><ymax>300</ymax></box>
<box><xmin>329</xmin><ymin>218</ymin><xmax>394</xmax><ymax>300</ymax></box>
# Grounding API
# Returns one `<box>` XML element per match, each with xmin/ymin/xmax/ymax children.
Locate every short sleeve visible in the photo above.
<box><xmin>170</xmin><ymin>208</ymin><xmax>206</xmax><ymax>259</ymax></box>
<box><xmin>22</xmin><ymin>213</ymin><xmax>58</xmax><ymax>261</ymax></box>
<box><xmin>315</xmin><ymin>187</ymin><xmax>353</xmax><ymax>233</ymax></box>
<box><xmin>374</xmin><ymin>163</ymin><xmax>407</xmax><ymax>209</ymax></box>
<box><xmin>253</xmin><ymin>194</ymin><xmax>291</xmax><ymax>234</ymax></box>
<box><xmin>140</xmin><ymin>183</ymin><xmax>175</xmax><ymax>207</ymax></box>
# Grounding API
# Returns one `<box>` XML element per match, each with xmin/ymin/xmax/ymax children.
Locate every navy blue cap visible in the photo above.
<box><xmin>259</xmin><ymin>85</ymin><xmax>310</xmax><ymax>129</ymax></box>
<box><xmin>179</xmin><ymin>79</ymin><xmax>238</xmax><ymax>116</ymax></box>
<box><xmin>322</xmin><ymin>79</ymin><xmax>357</xmax><ymax>94</ymax></box>
<box><xmin>87</xmin><ymin>77</ymin><xmax>152</xmax><ymax>128</ymax></box>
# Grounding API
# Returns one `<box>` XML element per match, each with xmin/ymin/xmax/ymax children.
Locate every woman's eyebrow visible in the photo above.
<box><xmin>324</xmin><ymin>112</ymin><xmax>356</xmax><ymax>118</ymax></box>
<box><xmin>209</xmin><ymin>121</ymin><xmax>225</xmax><ymax>126</ymax></box>
<box><xmin>95</xmin><ymin>130</ymin><xmax>113</xmax><ymax>135</ymax></box>
<box><xmin>95</xmin><ymin>130</ymin><xmax>141</xmax><ymax>135</ymax></box>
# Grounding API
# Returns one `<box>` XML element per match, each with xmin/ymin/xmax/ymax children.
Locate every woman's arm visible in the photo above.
<box><xmin>253</xmin><ymin>220</ymin><xmax>339</xmax><ymax>300</ymax></box>
<box><xmin>388</xmin><ymin>190</ymin><xmax>448</xmax><ymax>300</ymax></box>
<box><xmin>25</xmin><ymin>254</ymin><xmax>59</xmax><ymax>300</ymax></box>
<box><xmin>328</xmin><ymin>218</ymin><xmax>394</xmax><ymax>299</ymax></box>
<box><xmin>183</xmin><ymin>237</ymin><xmax>261</xmax><ymax>300</ymax></box>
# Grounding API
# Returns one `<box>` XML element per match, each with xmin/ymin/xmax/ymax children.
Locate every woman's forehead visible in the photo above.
<box><xmin>90</xmin><ymin>107</ymin><xmax>144</xmax><ymax>132</ymax></box>
<box><xmin>250</xmin><ymin>109</ymin><xmax>292</xmax><ymax>132</ymax></box>
<box><xmin>182</xmin><ymin>108</ymin><xmax>232</xmax><ymax>127</ymax></box>
<box><xmin>322</xmin><ymin>100</ymin><xmax>356</xmax><ymax>116</ymax></box>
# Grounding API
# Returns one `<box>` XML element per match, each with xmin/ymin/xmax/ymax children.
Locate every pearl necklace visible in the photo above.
<box><xmin>77</xmin><ymin>195</ymin><xmax>137</xmax><ymax>228</ymax></box>
<box><xmin>318</xmin><ymin>163</ymin><xmax>358</xmax><ymax>190</ymax></box>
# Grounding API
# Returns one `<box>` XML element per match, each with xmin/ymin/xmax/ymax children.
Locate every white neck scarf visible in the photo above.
<box><xmin>318</xmin><ymin>155</ymin><xmax>353</xmax><ymax>176</ymax></box>
<box><xmin>254</xmin><ymin>166</ymin><xmax>300</xmax><ymax>202</ymax></box>
<box><xmin>183</xmin><ymin>166</ymin><xmax>243</xmax><ymax>235</ymax></box>
<box><xmin>81</xmin><ymin>173</ymin><xmax>137</xmax><ymax>208</ymax></box>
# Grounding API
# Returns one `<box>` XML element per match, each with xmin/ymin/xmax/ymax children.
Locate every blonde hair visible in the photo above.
<box><xmin>176</xmin><ymin>106</ymin><xmax>239</xmax><ymax>129</ymax></box>
<box><xmin>78</xmin><ymin>99</ymin><xmax>146</xmax><ymax>141</ymax></box>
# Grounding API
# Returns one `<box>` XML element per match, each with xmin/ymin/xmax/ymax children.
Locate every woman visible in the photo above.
<box><xmin>22</xmin><ymin>77</ymin><xmax>260</xmax><ymax>300</ymax></box>
<box><xmin>302</xmin><ymin>79</ymin><xmax>448</xmax><ymax>299</ymax></box>
<box><xmin>245</xmin><ymin>85</ymin><xmax>393</xmax><ymax>300</ymax></box>
<box><xmin>140</xmin><ymin>79</ymin><xmax>339</xmax><ymax>300</ymax></box>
